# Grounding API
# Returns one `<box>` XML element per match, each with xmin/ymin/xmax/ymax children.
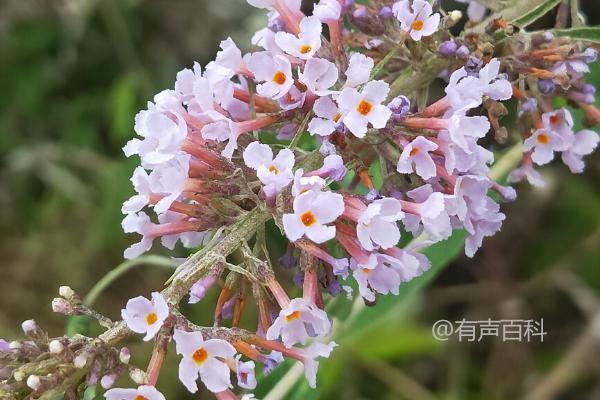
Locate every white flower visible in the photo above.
<box><xmin>477</xmin><ymin>58</ymin><xmax>513</xmax><ymax>101</ymax></box>
<box><xmin>158</xmin><ymin>211</ymin><xmax>208</xmax><ymax>250</ymax></box>
<box><xmin>561</xmin><ymin>129</ymin><xmax>599</xmax><ymax>173</ymax></box>
<box><xmin>351</xmin><ymin>255</ymin><xmax>401</xmax><ymax>302</ymax></box>
<box><xmin>147</xmin><ymin>153</ymin><xmax>191</xmax><ymax>214</ymax></box>
<box><xmin>299</xmin><ymin>58</ymin><xmax>338</xmax><ymax>95</ymax></box>
<box><xmin>308</xmin><ymin>96</ymin><xmax>341</xmax><ymax>136</ymax></box>
<box><xmin>356</xmin><ymin>198</ymin><xmax>404</xmax><ymax>251</ymax></box>
<box><xmin>291</xmin><ymin>169</ymin><xmax>326</xmax><ymax>197</ymax></box>
<box><xmin>275</xmin><ymin>16</ymin><xmax>322</xmax><ymax>59</ymax></box>
<box><xmin>122</xmin><ymin>167</ymin><xmax>152</xmax><ymax>214</ymax></box>
<box><xmin>344</xmin><ymin>53</ymin><xmax>374</xmax><ymax>88</ymax></box>
<box><xmin>173</xmin><ymin>329</ymin><xmax>236</xmax><ymax>393</ymax></box>
<box><xmin>105</xmin><ymin>385</ymin><xmax>166</xmax><ymax>400</ymax></box>
<box><xmin>247</xmin><ymin>52</ymin><xmax>294</xmax><ymax>99</ymax></box>
<box><xmin>266</xmin><ymin>298</ymin><xmax>331</xmax><ymax>347</ymax></box>
<box><xmin>121</xmin><ymin>292</ymin><xmax>169</xmax><ymax>341</ymax></box>
<box><xmin>282</xmin><ymin>190</ymin><xmax>344</xmax><ymax>243</ymax></box>
<box><xmin>176</xmin><ymin>62</ymin><xmax>203</xmax><ymax>102</ymax></box>
<box><xmin>338</xmin><ymin>80</ymin><xmax>392</xmax><ymax>138</ymax></box>
<box><xmin>243</xmin><ymin>142</ymin><xmax>295</xmax><ymax>198</ymax></box>
<box><xmin>393</xmin><ymin>0</ymin><xmax>440</xmax><ymax>41</ymax></box>
<box><xmin>396</xmin><ymin>136</ymin><xmax>439</xmax><ymax>179</ymax></box>
<box><xmin>403</xmin><ymin>185</ymin><xmax>453</xmax><ymax>242</ymax></box>
<box><xmin>122</xmin><ymin>212</ymin><xmax>155</xmax><ymax>259</ymax></box>
<box><xmin>445</xmin><ymin>113</ymin><xmax>490</xmax><ymax>151</ymax></box>
<box><xmin>200</xmin><ymin>112</ymin><xmax>239</xmax><ymax>159</ymax></box>
<box><xmin>523</xmin><ymin>128</ymin><xmax>564</xmax><ymax>165</ymax></box>
<box><xmin>314</xmin><ymin>0</ymin><xmax>342</xmax><ymax>22</ymax></box>
<box><xmin>208</xmin><ymin>37</ymin><xmax>243</xmax><ymax>76</ymax></box>
<box><xmin>123</xmin><ymin>107</ymin><xmax>188</xmax><ymax>168</ymax></box>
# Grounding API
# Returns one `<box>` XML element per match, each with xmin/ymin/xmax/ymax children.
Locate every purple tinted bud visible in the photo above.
<box><xmin>263</xmin><ymin>351</ymin><xmax>284</xmax><ymax>375</ymax></box>
<box><xmin>293</xmin><ymin>271</ymin><xmax>304</xmax><ymax>287</ymax></box>
<box><xmin>268</xmin><ymin>17</ymin><xmax>286</xmax><ymax>33</ymax></box>
<box><xmin>538</xmin><ymin>79</ymin><xmax>556</xmax><ymax>95</ymax></box>
<box><xmin>327</xmin><ymin>278</ymin><xmax>342</xmax><ymax>297</ymax></box>
<box><xmin>389</xmin><ymin>189</ymin><xmax>405</xmax><ymax>200</ymax></box>
<box><xmin>520</xmin><ymin>98</ymin><xmax>538</xmax><ymax>113</ymax></box>
<box><xmin>365</xmin><ymin>188</ymin><xmax>380</xmax><ymax>202</ymax></box>
<box><xmin>0</xmin><ymin>339</ymin><xmax>9</xmax><ymax>352</ymax></box>
<box><xmin>465</xmin><ymin>56</ymin><xmax>483</xmax><ymax>75</ymax></box>
<box><xmin>279</xmin><ymin>250</ymin><xmax>297</xmax><ymax>269</ymax></box>
<box><xmin>388</xmin><ymin>95</ymin><xmax>411</xmax><ymax>121</ymax></box>
<box><xmin>353</xmin><ymin>7</ymin><xmax>368</xmax><ymax>19</ymax></box>
<box><xmin>344</xmin><ymin>0</ymin><xmax>355</xmax><ymax>8</ymax></box>
<box><xmin>581</xmin><ymin>83</ymin><xmax>596</xmax><ymax>95</ymax></box>
<box><xmin>566</xmin><ymin>90</ymin><xmax>595</xmax><ymax>104</ymax></box>
<box><xmin>379</xmin><ymin>6</ymin><xmax>393</xmax><ymax>19</ymax></box>
<box><xmin>582</xmin><ymin>48</ymin><xmax>598</xmax><ymax>64</ymax></box>
<box><xmin>221</xmin><ymin>295</ymin><xmax>237</xmax><ymax>320</ymax></box>
<box><xmin>532</xmin><ymin>31</ymin><xmax>554</xmax><ymax>46</ymax></box>
<box><xmin>438</xmin><ymin>40</ymin><xmax>458</xmax><ymax>57</ymax></box>
<box><xmin>456</xmin><ymin>45</ymin><xmax>470</xmax><ymax>60</ymax></box>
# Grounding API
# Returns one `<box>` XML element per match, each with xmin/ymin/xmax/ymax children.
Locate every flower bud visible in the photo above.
<box><xmin>129</xmin><ymin>368</ymin><xmax>146</xmax><ymax>385</ymax></box>
<box><xmin>581</xmin><ymin>83</ymin><xmax>596</xmax><ymax>95</ymax></box>
<box><xmin>449</xmin><ymin>10</ymin><xmax>462</xmax><ymax>24</ymax></box>
<box><xmin>439</xmin><ymin>40</ymin><xmax>458</xmax><ymax>57</ymax></box>
<box><xmin>74</xmin><ymin>352</ymin><xmax>88</xmax><ymax>369</ymax></box>
<box><xmin>21</xmin><ymin>320</ymin><xmax>36</xmax><ymax>335</ymax></box>
<box><xmin>379</xmin><ymin>6</ymin><xmax>393</xmax><ymax>20</ymax></box>
<box><xmin>52</xmin><ymin>298</ymin><xmax>74</xmax><ymax>315</ymax></box>
<box><xmin>59</xmin><ymin>286</ymin><xmax>75</xmax><ymax>299</ymax></box>
<box><xmin>538</xmin><ymin>79</ymin><xmax>556</xmax><ymax>95</ymax></box>
<box><xmin>49</xmin><ymin>340</ymin><xmax>64</xmax><ymax>354</ymax></box>
<box><xmin>456</xmin><ymin>45</ymin><xmax>470</xmax><ymax>60</ymax></box>
<box><xmin>582</xmin><ymin>48</ymin><xmax>597</xmax><ymax>64</ymax></box>
<box><xmin>26</xmin><ymin>375</ymin><xmax>41</xmax><ymax>390</ymax></box>
<box><xmin>388</xmin><ymin>95</ymin><xmax>411</xmax><ymax>121</ymax></box>
<box><xmin>9</xmin><ymin>341</ymin><xmax>21</xmax><ymax>350</ymax></box>
<box><xmin>119</xmin><ymin>347</ymin><xmax>131</xmax><ymax>364</ymax></box>
<box><xmin>100</xmin><ymin>374</ymin><xmax>117</xmax><ymax>389</ymax></box>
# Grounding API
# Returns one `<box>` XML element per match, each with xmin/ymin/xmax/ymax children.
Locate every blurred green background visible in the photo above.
<box><xmin>0</xmin><ymin>0</ymin><xmax>599</xmax><ymax>399</ymax></box>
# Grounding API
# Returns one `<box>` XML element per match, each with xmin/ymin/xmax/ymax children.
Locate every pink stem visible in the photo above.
<box><xmin>420</xmin><ymin>97</ymin><xmax>450</xmax><ymax>117</ymax></box>
<box><xmin>404</xmin><ymin>117</ymin><xmax>448</xmax><ymax>130</ymax></box>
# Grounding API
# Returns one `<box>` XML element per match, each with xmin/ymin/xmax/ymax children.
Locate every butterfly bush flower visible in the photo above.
<box><xmin>104</xmin><ymin>385</ymin><xmax>166</xmax><ymax>400</ymax></box>
<box><xmin>397</xmin><ymin>136</ymin><xmax>439</xmax><ymax>179</ymax></box>
<box><xmin>283</xmin><ymin>190</ymin><xmax>344</xmax><ymax>243</ymax></box>
<box><xmin>173</xmin><ymin>329</ymin><xmax>236</xmax><ymax>393</ymax></box>
<box><xmin>11</xmin><ymin>2</ymin><xmax>600</xmax><ymax>399</ymax></box>
<box><xmin>266</xmin><ymin>298</ymin><xmax>331</xmax><ymax>347</ymax></box>
<box><xmin>121</xmin><ymin>292</ymin><xmax>168</xmax><ymax>341</ymax></box>
<box><xmin>243</xmin><ymin>142</ymin><xmax>295</xmax><ymax>199</ymax></box>
<box><xmin>393</xmin><ymin>0</ymin><xmax>440</xmax><ymax>41</ymax></box>
<box><xmin>338</xmin><ymin>80</ymin><xmax>392</xmax><ymax>137</ymax></box>
<box><xmin>275</xmin><ymin>16</ymin><xmax>322</xmax><ymax>59</ymax></box>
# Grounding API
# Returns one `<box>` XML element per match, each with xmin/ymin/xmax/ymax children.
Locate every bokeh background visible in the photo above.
<box><xmin>0</xmin><ymin>0</ymin><xmax>599</xmax><ymax>399</ymax></box>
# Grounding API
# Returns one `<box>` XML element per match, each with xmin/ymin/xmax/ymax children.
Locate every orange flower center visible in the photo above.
<box><xmin>333</xmin><ymin>112</ymin><xmax>342</xmax><ymax>123</ymax></box>
<box><xmin>300</xmin><ymin>45</ymin><xmax>312</xmax><ymax>54</ymax></box>
<box><xmin>134</xmin><ymin>396</ymin><xmax>149</xmax><ymax>400</ymax></box>
<box><xmin>192</xmin><ymin>347</ymin><xmax>208</xmax><ymax>366</ymax></box>
<box><xmin>549</xmin><ymin>115</ymin><xmax>561</xmax><ymax>125</ymax></box>
<box><xmin>411</xmin><ymin>20</ymin><xmax>424</xmax><ymax>31</ymax></box>
<box><xmin>537</xmin><ymin>133</ymin><xmax>549</xmax><ymax>144</ymax></box>
<box><xmin>286</xmin><ymin>311</ymin><xmax>301</xmax><ymax>322</ymax></box>
<box><xmin>357</xmin><ymin>99</ymin><xmax>373</xmax><ymax>116</ymax></box>
<box><xmin>300</xmin><ymin>210</ymin><xmax>317</xmax><ymax>227</ymax></box>
<box><xmin>268</xmin><ymin>165</ymin><xmax>279</xmax><ymax>174</ymax></box>
<box><xmin>362</xmin><ymin>268</ymin><xmax>370</xmax><ymax>274</ymax></box>
<box><xmin>146</xmin><ymin>312</ymin><xmax>158</xmax><ymax>325</ymax></box>
<box><xmin>409</xmin><ymin>147</ymin><xmax>420</xmax><ymax>157</ymax></box>
<box><xmin>273</xmin><ymin>71</ymin><xmax>287</xmax><ymax>85</ymax></box>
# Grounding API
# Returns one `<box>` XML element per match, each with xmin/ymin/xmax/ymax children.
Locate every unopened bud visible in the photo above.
<box><xmin>456</xmin><ymin>45</ymin><xmax>470</xmax><ymax>60</ymax></box>
<box><xmin>49</xmin><ymin>340</ymin><xmax>64</xmax><ymax>354</ymax></box>
<box><xmin>119</xmin><ymin>347</ymin><xmax>131</xmax><ymax>364</ymax></box>
<box><xmin>9</xmin><ymin>341</ymin><xmax>21</xmax><ymax>350</ymax></box>
<box><xmin>59</xmin><ymin>286</ymin><xmax>75</xmax><ymax>299</ymax></box>
<box><xmin>100</xmin><ymin>374</ymin><xmax>117</xmax><ymax>389</ymax></box>
<box><xmin>129</xmin><ymin>368</ymin><xmax>146</xmax><ymax>385</ymax></box>
<box><xmin>52</xmin><ymin>298</ymin><xmax>74</xmax><ymax>315</ymax></box>
<box><xmin>74</xmin><ymin>352</ymin><xmax>88</xmax><ymax>369</ymax></box>
<box><xmin>449</xmin><ymin>10</ymin><xmax>462</xmax><ymax>23</ymax></box>
<box><xmin>21</xmin><ymin>320</ymin><xmax>37</xmax><ymax>335</ymax></box>
<box><xmin>26</xmin><ymin>375</ymin><xmax>41</xmax><ymax>390</ymax></box>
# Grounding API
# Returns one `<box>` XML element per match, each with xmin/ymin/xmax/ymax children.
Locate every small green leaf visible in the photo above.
<box><xmin>552</xmin><ymin>27</ymin><xmax>600</xmax><ymax>43</ymax></box>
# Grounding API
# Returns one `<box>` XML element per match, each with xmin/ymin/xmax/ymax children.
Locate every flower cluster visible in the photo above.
<box><xmin>2</xmin><ymin>0</ymin><xmax>599</xmax><ymax>399</ymax></box>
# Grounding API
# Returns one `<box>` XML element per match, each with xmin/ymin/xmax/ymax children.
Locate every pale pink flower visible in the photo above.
<box><xmin>300</xmin><ymin>341</ymin><xmax>337</xmax><ymax>388</ymax></box>
<box><xmin>275</xmin><ymin>16</ymin><xmax>322</xmax><ymax>59</ymax></box>
<box><xmin>308</xmin><ymin>96</ymin><xmax>341</xmax><ymax>136</ymax></box>
<box><xmin>121</xmin><ymin>292</ymin><xmax>169</xmax><ymax>341</ymax></box>
<box><xmin>356</xmin><ymin>198</ymin><xmax>404</xmax><ymax>251</ymax></box>
<box><xmin>158</xmin><ymin>211</ymin><xmax>208</xmax><ymax>250</ymax></box>
<box><xmin>291</xmin><ymin>169</ymin><xmax>326</xmax><ymax>197</ymax></box>
<box><xmin>266</xmin><ymin>298</ymin><xmax>331</xmax><ymax>347</ymax></box>
<box><xmin>396</xmin><ymin>136</ymin><xmax>439</xmax><ymax>179</ymax></box>
<box><xmin>247</xmin><ymin>52</ymin><xmax>294</xmax><ymax>99</ymax></box>
<box><xmin>393</xmin><ymin>0</ymin><xmax>440</xmax><ymax>41</ymax></box>
<box><xmin>299</xmin><ymin>58</ymin><xmax>338</xmax><ymax>95</ymax></box>
<box><xmin>351</xmin><ymin>254</ymin><xmax>401</xmax><ymax>302</ymax></box>
<box><xmin>338</xmin><ymin>80</ymin><xmax>392</xmax><ymax>137</ymax></box>
<box><xmin>235</xmin><ymin>356</ymin><xmax>257</xmax><ymax>390</ymax></box>
<box><xmin>173</xmin><ymin>329</ymin><xmax>236</xmax><ymax>393</ymax></box>
<box><xmin>561</xmin><ymin>129</ymin><xmax>599</xmax><ymax>173</ymax></box>
<box><xmin>314</xmin><ymin>0</ymin><xmax>342</xmax><ymax>22</ymax></box>
<box><xmin>243</xmin><ymin>142</ymin><xmax>295</xmax><ymax>198</ymax></box>
<box><xmin>523</xmin><ymin>128</ymin><xmax>564</xmax><ymax>165</ymax></box>
<box><xmin>344</xmin><ymin>53</ymin><xmax>373</xmax><ymax>88</ymax></box>
<box><xmin>282</xmin><ymin>190</ymin><xmax>344</xmax><ymax>243</ymax></box>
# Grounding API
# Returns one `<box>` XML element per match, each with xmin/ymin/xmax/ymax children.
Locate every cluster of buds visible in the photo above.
<box><xmin>2</xmin><ymin>0</ymin><xmax>598</xmax><ymax>398</ymax></box>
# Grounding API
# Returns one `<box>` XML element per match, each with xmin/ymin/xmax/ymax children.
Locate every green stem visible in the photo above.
<box><xmin>288</xmin><ymin>110</ymin><xmax>313</xmax><ymax>149</ymax></box>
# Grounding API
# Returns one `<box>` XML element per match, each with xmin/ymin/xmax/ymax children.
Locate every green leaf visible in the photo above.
<box><xmin>552</xmin><ymin>27</ymin><xmax>600</xmax><ymax>43</ymax></box>
<box><xmin>512</xmin><ymin>0</ymin><xmax>562</xmax><ymax>28</ymax></box>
